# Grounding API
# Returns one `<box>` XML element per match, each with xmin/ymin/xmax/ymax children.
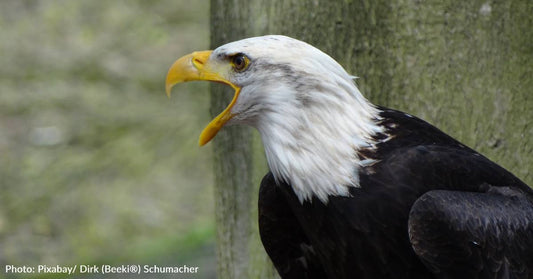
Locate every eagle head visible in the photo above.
<box><xmin>166</xmin><ymin>35</ymin><xmax>383</xmax><ymax>202</ymax></box>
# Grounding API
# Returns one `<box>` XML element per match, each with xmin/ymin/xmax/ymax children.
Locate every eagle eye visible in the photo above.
<box><xmin>231</xmin><ymin>53</ymin><xmax>249</xmax><ymax>72</ymax></box>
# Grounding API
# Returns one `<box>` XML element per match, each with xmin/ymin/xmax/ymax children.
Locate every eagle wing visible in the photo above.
<box><xmin>409</xmin><ymin>185</ymin><xmax>533</xmax><ymax>278</ymax></box>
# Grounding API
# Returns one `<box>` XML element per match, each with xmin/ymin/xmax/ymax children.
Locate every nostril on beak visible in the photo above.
<box><xmin>194</xmin><ymin>58</ymin><xmax>204</xmax><ymax>65</ymax></box>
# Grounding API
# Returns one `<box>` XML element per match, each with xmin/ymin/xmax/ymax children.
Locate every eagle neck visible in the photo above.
<box><xmin>256</xmin><ymin>82</ymin><xmax>383</xmax><ymax>203</ymax></box>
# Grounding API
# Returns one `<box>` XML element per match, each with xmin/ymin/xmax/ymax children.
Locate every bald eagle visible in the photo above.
<box><xmin>166</xmin><ymin>35</ymin><xmax>533</xmax><ymax>279</ymax></box>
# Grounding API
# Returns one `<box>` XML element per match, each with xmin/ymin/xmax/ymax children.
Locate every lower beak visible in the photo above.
<box><xmin>166</xmin><ymin>51</ymin><xmax>240</xmax><ymax>146</ymax></box>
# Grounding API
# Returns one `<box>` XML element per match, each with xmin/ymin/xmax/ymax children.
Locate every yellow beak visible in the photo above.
<box><xmin>165</xmin><ymin>50</ymin><xmax>241</xmax><ymax>146</ymax></box>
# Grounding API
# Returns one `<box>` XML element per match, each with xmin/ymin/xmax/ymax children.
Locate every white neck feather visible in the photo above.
<box><xmin>255</xmin><ymin>75</ymin><xmax>382</xmax><ymax>203</ymax></box>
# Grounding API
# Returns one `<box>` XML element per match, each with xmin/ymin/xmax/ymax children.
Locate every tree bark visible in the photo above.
<box><xmin>210</xmin><ymin>1</ymin><xmax>275</xmax><ymax>278</ymax></box>
<box><xmin>210</xmin><ymin>0</ymin><xmax>532</xmax><ymax>278</ymax></box>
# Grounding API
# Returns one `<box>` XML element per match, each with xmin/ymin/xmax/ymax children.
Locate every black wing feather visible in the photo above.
<box><xmin>409</xmin><ymin>187</ymin><xmax>533</xmax><ymax>279</ymax></box>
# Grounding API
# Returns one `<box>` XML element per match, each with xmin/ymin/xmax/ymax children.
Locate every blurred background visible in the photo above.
<box><xmin>0</xmin><ymin>0</ymin><xmax>216</xmax><ymax>278</ymax></box>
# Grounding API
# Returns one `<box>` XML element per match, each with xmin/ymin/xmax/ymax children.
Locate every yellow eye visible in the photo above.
<box><xmin>232</xmin><ymin>53</ymin><xmax>249</xmax><ymax>72</ymax></box>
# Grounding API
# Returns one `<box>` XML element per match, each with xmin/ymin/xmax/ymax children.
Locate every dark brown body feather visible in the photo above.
<box><xmin>259</xmin><ymin>108</ymin><xmax>533</xmax><ymax>279</ymax></box>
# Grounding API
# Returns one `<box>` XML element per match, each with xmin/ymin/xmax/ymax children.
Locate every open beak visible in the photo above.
<box><xmin>166</xmin><ymin>51</ymin><xmax>241</xmax><ymax>146</ymax></box>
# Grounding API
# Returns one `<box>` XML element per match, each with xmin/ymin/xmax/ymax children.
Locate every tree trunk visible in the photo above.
<box><xmin>210</xmin><ymin>0</ymin><xmax>532</xmax><ymax>278</ymax></box>
<box><xmin>209</xmin><ymin>1</ymin><xmax>275</xmax><ymax>278</ymax></box>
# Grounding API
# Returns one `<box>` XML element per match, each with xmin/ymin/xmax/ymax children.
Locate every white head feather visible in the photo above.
<box><xmin>212</xmin><ymin>35</ymin><xmax>383</xmax><ymax>203</ymax></box>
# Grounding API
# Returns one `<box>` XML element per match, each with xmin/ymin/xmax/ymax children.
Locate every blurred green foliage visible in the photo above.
<box><xmin>0</xmin><ymin>0</ymin><xmax>215</xmax><ymax>278</ymax></box>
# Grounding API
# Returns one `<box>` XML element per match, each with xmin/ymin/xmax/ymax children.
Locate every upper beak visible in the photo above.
<box><xmin>166</xmin><ymin>51</ymin><xmax>241</xmax><ymax>146</ymax></box>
